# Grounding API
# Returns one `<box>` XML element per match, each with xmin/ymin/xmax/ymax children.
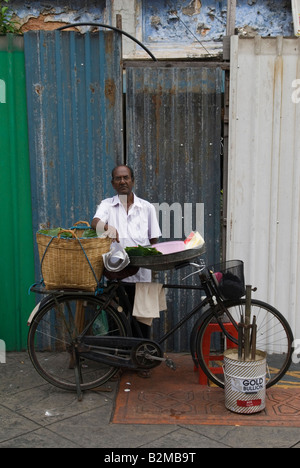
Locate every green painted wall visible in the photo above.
<box><xmin>0</xmin><ymin>35</ymin><xmax>35</xmax><ymax>350</ymax></box>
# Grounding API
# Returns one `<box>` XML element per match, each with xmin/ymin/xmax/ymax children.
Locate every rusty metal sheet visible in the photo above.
<box><xmin>24</xmin><ymin>30</ymin><xmax>123</xmax><ymax>279</ymax></box>
<box><xmin>126</xmin><ymin>66</ymin><xmax>223</xmax><ymax>351</ymax></box>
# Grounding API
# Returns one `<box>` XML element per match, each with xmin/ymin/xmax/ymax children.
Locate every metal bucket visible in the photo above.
<box><xmin>224</xmin><ymin>349</ymin><xmax>266</xmax><ymax>414</ymax></box>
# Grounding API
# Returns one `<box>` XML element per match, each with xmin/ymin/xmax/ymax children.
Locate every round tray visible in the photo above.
<box><xmin>128</xmin><ymin>244</ymin><xmax>206</xmax><ymax>271</ymax></box>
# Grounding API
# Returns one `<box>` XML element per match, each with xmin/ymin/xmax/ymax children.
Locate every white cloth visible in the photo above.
<box><xmin>102</xmin><ymin>244</ymin><xmax>130</xmax><ymax>272</ymax></box>
<box><xmin>94</xmin><ymin>193</ymin><xmax>161</xmax><ymax>282</ymax></box>
<box><xmin>133</xmin><ymin>283</ymin><xmax>167</xmax><ymax>326</ymax></box>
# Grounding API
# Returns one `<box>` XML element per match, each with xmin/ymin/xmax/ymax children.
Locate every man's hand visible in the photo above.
<box><xmin>103</xmin><ymin>224</ymin><xmax>120</xmax><ymax>243</ymax></box>
<box><xmin>92</xmin><ymin>218</ymin><xmax>119</xmax><ymax>242</ymax></box>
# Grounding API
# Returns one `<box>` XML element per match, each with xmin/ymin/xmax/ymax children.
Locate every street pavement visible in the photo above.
<box><xmin>0</xmin><ymin>352</ymin><xmax>300</xmax><ymax>449</ymax></box>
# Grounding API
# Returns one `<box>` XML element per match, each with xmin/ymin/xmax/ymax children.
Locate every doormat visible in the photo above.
<box><xmin>111</xmin><ymin>354</ymin><xmax>300</xmax><ymax>427</ymax></box>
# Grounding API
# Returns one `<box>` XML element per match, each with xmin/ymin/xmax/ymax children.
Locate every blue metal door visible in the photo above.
<box><xmin>126</xmin><ymin>66</ymin><xmax>223</xmax><ymax>351</ymax></box>
<box><xmin>24</xmin><ymin>30</ymin><xmax>123</xmax><ymax>279</ymax></box>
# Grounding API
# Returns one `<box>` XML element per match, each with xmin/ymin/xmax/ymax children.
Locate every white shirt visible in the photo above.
<box><xmin>94</xmin><ymin>193</ymin><xmax>161</xmax><ymax>282</ymax></box>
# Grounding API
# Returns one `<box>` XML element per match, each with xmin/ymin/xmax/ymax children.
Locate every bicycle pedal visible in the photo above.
<box><xmin>165</xmin><ymin>358</ymin><xmax>176</xmax><ymax>370</ymax></box>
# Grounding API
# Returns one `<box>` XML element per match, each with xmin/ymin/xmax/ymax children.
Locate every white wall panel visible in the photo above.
<box><xmin>228</xmin><ymin>36</ymin><xmax>300</xmax><ymax>339</ymax></box>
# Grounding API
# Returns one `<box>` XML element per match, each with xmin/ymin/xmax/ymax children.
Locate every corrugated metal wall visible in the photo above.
<box><xmin>0</xmin><ymin>35</ymin><xmax>35</xmax><ymax>350</ymax></box>
<box><xmin>227</xmin><ymin>36</ymin><xmax>300</xmax><ymax>341</ymax></box>
<box><xmin>126</xmin><ymin>66</ymin><xmax>223</xmax><ymax>351</ymax></box>
<box><xmin>24</xmin><ymin>30</ymin><xmax>123</xmax><ymax>279</ymax></box>
<box><xmin>1</xmin><ymin>30</ymin><xmax>223</xmax><ymax>352</ymax></box>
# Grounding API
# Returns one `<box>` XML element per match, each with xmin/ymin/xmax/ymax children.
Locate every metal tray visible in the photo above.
<box><xmin>128</xmin><ymin>244</ymin><xmax>206</xmax><ymax>271</ymax></box>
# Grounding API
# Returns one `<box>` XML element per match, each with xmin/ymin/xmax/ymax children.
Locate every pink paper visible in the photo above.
<box><xmin>152</xmin><ymin>241</ymin><xmax>186</xmax><ymax>255</ymax></box>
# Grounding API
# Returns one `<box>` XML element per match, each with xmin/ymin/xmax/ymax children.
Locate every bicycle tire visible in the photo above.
<box><xmin>194</xmin><ymin>298</ymin><xmax>294</xmax><ymax>389</ymax></box>
<box><xmin>28</xmin><ymin>294</ymin><xmax>129</xmax><ymax>392</ymax></box>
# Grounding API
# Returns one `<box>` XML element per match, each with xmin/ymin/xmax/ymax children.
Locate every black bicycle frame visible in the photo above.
<box><xmin>86</xmin><ymin>274</ymin><xmax>239</xmax><ymax>349</ymax></box>
<box><xmin>30</xmin><ymin>271</ymin><xmax>239</xmax><ymax>364</ymax></box>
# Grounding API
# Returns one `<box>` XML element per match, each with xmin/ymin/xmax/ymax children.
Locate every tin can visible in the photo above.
<box><xmin>224</xmin><ymin>349</ymin><xmax>266</xmax><ymax>414</ymax></box>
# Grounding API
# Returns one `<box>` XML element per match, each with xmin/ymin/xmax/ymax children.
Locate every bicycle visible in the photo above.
<box><xmin>27</xmin><ymin>259</ymin><xmax>294</xmax><ymax>401</ymax></box>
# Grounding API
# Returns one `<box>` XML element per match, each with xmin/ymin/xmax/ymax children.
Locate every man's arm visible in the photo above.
<box><xmin>91</xmin><ymin>217</ymin><xmax>101</xmax><ymax>230</ymax></box>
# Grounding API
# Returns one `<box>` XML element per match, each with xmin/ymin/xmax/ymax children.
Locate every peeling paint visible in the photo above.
<box><xmin>10</xmin><ymin>0</ymin><xmax>108</xmax><ymax>33</ymax></box>
<box><xmin>182</xmin><ymin>0</ymin><xmax>202</xmax><ymax>17</ymax></box>
<box><xmin>143</xmin><ymin>0</ymin><xmax>293</xmax><ymax>44</ymax></box>
<box><xmin>8</xmin><ymin>0</ymin><xmax>295</xmax><ymax>58</ymax></box>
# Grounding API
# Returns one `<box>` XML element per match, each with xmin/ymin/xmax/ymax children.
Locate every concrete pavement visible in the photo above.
<box><xmin>0</xmin><ymin>352</ymin><xmax>300</xmax><ymax>449</ymax></box>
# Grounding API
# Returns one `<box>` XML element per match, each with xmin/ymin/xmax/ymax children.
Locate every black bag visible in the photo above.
<box><xmin>218</xmin><ymin>271</ymin><xmax>246</xmax><ymax>301</ymax></box>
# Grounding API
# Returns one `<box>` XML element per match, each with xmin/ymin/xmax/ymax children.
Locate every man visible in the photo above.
<box><xmin>91</xmin><ymin>165</ymin><xmax>161</xmax><ymax>338</ymax></box>
<box><xmin>91</xmin><ymin>165</ymin><xmax>161</xmax><ymax>281</ymax></box>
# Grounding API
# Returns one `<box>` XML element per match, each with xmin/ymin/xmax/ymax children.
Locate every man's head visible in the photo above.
<box><xmin>111</xmin><ymin>165</ymin><xmax>134</xmax><ymax>196</ymax></box>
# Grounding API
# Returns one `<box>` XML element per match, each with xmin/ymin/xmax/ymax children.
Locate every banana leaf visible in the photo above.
<box><xmin>125</xmin><ymin>245</ymin><xmax>162</xmax><ymax>257</ymax></box>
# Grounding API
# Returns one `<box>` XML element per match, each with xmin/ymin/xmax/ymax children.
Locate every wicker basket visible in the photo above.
<box><xmin>71</xmin><ymin>220</ymin><xmax>93</xmax><ymax>237</ymax></box>
<box><xmin>36</xmin><ymin>227</ymin><xmax>111</xmax><ymax>291</ymax></box>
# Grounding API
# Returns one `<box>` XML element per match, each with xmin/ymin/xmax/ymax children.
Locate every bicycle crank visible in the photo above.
<box><xmin>131</xmin><ymin>341</ymin><xmax>176</xmax><ymax>370</ymax></box>
<box><xmin>144</xmin><ymin>354</ymin><xmax>177</xmax><ymax>371</ymax></box>
<box><xmin>79</xmin><ymin>336</ymin><xmax>176</xmax><ymax>371</ymax></box>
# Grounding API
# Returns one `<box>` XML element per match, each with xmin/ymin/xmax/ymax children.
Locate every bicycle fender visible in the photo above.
<box><xmin>27</xmin><ymin>294</ymin><xmax>57</xmax><ymax>325</ymax></box>
<box><xmin>27</xmin><ymin>302</ymin><xmax>42</xmax><ymax>326</ymax></box>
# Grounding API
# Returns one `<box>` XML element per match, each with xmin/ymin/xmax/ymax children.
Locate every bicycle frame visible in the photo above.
<box><xmin>159</xmin><ymin>278</ymin><xmax>239</xmax><ymax>349</ymax></box>
<box><xmin>29</xmin><ymin>263</ymin><xmax>240</xmax><ymax>370</ymax></box>
<box><xmin>28</xmin><ymin>259</ymin><xmax>294</xmax><ymax>399</ymax></box>
<box><xmin>89</xmin><ymin>265</ymin><xmax>239</xmax><ymax>349</ymax></box>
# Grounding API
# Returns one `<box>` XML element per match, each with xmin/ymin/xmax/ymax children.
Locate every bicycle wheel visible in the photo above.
<box><xmin>28</xmin><ymin>294</ymin><xmax>129</xmax><ymax>392</ymax></box>
<box><xmin>195</xmin><ymin>299</ymin><xmax>294</xmax><ymax>389</ymax></box>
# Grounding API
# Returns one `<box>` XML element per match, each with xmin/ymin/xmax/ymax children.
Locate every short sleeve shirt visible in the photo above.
<box><xmin>94</xmin><ymin>193</ymin><xmax>161</xmax><ymax>282</ymax></box>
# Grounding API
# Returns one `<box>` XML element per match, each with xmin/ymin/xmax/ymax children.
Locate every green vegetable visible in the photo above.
<box><xmin>38</xmin><ymin>228</ymin><xmax>98</xmax><ymax>239</ymax></box>
<box><xmin>38</xmin><ymin>228</ymin><xmax>66</xmax><ymax>237</ymax></box>
<box><xmin>81</xmin><ymin>229</ymin><xmax>98</xmax><ymax>238</ymax></box>
<box><xmin>125</xmin><ymin>245</ymin><xmax>162</xmax><ymax>257</ymax></box>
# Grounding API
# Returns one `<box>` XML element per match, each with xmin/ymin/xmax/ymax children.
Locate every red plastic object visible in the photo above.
<box><xmin>194</xmin><ymin>322</ymin><xmax>238</xmax><ymax>385</ymax></box>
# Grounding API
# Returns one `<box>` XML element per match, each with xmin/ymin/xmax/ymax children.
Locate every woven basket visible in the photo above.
<box><xmin>71</xmin><ymin>220</ymin><xmax>92</xmax><ymax>237</ymax></box>
<box><xmin>36</xmin><ymin>228</ymin><xmax>111</xmax><ymax>291</ymax></box>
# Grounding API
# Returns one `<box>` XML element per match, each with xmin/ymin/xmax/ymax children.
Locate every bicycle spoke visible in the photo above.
<box><xmin>28</xmin><ymin>295</ymin><xmax>127</xmax><ymax>391</ymax></box>
<box><xmin>195</xmin><ymin>299</ymin><xmax>293</xmax><ymax>389</ymax></box>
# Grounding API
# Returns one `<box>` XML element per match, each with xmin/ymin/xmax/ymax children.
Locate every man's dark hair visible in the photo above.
<box><xmin>111</xmin><ymin>165</ymin><xmax>134</xmax><ymax>181</ymax></box>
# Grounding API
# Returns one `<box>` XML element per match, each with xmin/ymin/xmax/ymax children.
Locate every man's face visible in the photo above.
<box><xmin>111</xmin><ymin>166</ymin><xmax>134</xmax><ymax>196</ymax></box>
